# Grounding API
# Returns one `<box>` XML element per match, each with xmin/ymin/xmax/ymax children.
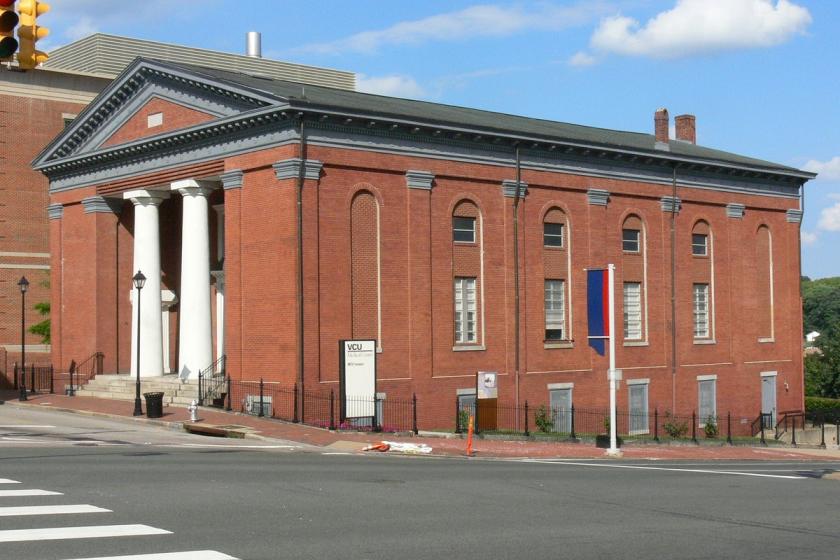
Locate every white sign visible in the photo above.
<box><xmin>477</xmin><ymin>371</ymin><xmax>498</xmax><ymax>400</ymax></box>
<box><xmin>340</xmin><ymin>340</ymin><xmax>377</xmax><ymax>419</ymax></box>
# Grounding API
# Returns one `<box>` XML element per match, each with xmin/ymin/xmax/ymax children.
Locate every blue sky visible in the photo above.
<box><xmin>43</xmin><ymin>0</ymin><xmax>840</xmax><ymax>278</ymax></box>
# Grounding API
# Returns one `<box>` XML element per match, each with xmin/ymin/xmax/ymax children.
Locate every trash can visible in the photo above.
<box><xmin>143</xmin><ymin>392</ymin><xmax>165</xmax><ymax>419</ymax></box>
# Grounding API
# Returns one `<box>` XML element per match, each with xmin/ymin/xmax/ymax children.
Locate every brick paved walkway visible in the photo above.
<box><xmin>3</xmin><ymin>390</ymin><xmax>837</xmax><ymax>461</ymax></box>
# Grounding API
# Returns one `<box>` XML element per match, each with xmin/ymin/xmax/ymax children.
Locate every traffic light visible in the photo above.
<box><xmin>16</xmin><ymin>0</ymin><xmax>48</xmax><ymax>69</ymax></box>
<box><xmin>0</xmin><ymin>0</ymin><xmax>18</xmax><ymax>61</ymax></box>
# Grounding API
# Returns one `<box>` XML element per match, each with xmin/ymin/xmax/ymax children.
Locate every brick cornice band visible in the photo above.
<box><xmin>273</xmin><ymin>158</ymin><xmax>324</xmax><ymax>181</ymax></box>
<box><xmin>406</xmin><ymin>170</ymin><xmax>434</xmax><ymax>190</ymax></box>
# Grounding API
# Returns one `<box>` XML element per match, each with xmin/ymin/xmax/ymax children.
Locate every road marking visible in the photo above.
<box><xmin>0</xmin><ymin>479</ymin><xmax>20</xmax><ymax>484</ymax></box>
<box><xmin>0</xmin><ymin>425</ymin><xmax>56</xmax><ymax>428</ymax></box>
<box><xmin>522</xmin><ymin>460</ymin><xmax>808</xmax><ymax>479</ymax></box>
<box><xmin>0</xmin><ymin>489</ymin><xmax>63</xmax><ymax>497</ymax></box>
<box><xmin>0</xmin><ymin>524</ymin><xmax>171</xmax><ymax>542</ymax></box>
<box><xmin>161</xmin><ymin>443</ymin><xmax>299</xmax><ymax>449</ymax></box>
<box><xmin>65</xmin><ymin>551</ymin><xmax>239</xmax><ymax>560</ymax></box>
<box><xmin>322</xmin><ymin>452</ymin><xmax>353</xmax><ymax>455</ymax></box>
<box><xmin>0</xmin><ymin>504</ymin><xmax>111</xmax><ymax>517</ymax></box>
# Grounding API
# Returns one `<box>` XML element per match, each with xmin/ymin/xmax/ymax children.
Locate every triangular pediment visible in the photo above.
<box><xmin>34</xmin><ymin>58</ymin><xmax>283</xmax><ymax>167</ymax></box>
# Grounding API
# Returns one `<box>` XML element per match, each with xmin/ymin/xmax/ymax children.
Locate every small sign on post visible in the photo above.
<box><xmin>339</xmin><ymin>340</ymin><xmax>377</xmax><ymax>423</ymax></box>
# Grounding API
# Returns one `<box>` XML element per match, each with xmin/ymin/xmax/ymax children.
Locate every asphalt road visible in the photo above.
<box><xmin>1</xmin><ymin>405</ymin><xmax>839</xmax><ymax>560</ymax></box>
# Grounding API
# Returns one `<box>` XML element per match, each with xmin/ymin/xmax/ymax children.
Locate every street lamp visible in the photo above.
<box><xmin>18</xmin><ymin>276</ymin><xmax>29</xmax><ymax>401</ymax></box>
<box><xmin>132</xmin><ymin>271</ymin><xmax>146</xmax><ymax>417</ymax></box>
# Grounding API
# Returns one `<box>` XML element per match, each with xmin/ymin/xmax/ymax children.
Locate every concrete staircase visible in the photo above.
<box><xmin>76</xmin><ymin>374</ymin><xmax>201</xmax><ymax>406</ymax></box>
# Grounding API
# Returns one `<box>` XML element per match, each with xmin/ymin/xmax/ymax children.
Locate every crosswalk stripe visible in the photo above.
<box><xmin>0</xmin><ymin>479</ymin><xmax>20</xmax><ymax>484</ymax></box>
<box><xmin>64</xmin><ymin>551</ymin><xmax>239</xmax><ymax>560</ymax></box>
<box><xmin>0</xmin><ymin>489</ymin><xmax>62</xmax><ymax>497</ymax></box>
<box><xmin>0</xmin><ymin>524</ymin><xmax>171</xmax><ymax>543</ymax></box>
<box><xmin>0</xmin><ymin>425</ymin><xmax>56</xmax><ymax>428</ymax></box>
<box><xmin>0</xmin><ymin>504</ymin><xmax>111</xmax><ymax>517</ymax></box>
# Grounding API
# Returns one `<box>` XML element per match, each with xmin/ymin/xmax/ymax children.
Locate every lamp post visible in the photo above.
<box><xmin>18</xmin><ymin>276</ymin><xmax>29</xmax><ymax>401</ymax></box>
<box><xmin>132</xmin><ymin>271</ymin><xmax>146</xmax><ymax>416</ymax></box>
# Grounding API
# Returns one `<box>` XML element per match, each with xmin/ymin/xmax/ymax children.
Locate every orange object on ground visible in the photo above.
<box><xmin>362</xmin><ymin>442</ymin><xmax>390</xmax><ymax>452</ymax></box>
<box><xmin>466</xmin><ymin>415</ymin><xmax>475</xmax><ymax>456</ymax></box>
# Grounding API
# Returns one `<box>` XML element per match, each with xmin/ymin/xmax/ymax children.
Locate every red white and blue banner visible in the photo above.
<box><xmin>587</xmin><ymin>269</ymin><xmax>610</xmax><ymax>356</ymax></box>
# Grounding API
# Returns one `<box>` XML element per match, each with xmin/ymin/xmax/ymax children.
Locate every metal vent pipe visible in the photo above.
<box><xmin>246</xmin><ymin>32</ymin><xmax>262</xmax><ymax>58</ymax></box>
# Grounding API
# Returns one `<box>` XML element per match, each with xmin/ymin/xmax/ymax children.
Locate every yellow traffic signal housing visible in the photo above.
<box><xmin>16</xmin><ymin>0</ymin><xmax>48</xmax><ymax>69</ymax></box>
<box><xmin>0</xmin><ymin>0</ymin><xmax>19</xmax><ymax>61</ymax></box>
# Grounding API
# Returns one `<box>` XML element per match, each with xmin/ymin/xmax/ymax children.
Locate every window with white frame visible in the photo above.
<box><xmin>698</xmin><ymin>378</ymin><xmax>717</xmax><ymax>424</ymax></box>
<box><xmin>452</xmin><ymin>217</ymin><xmax>476</xmax><ymax>243</ymax></box>
<box><xmin>622</xmin><ymin>228</ymin><xmax>640</xmax><ymax>252</ymax></box>
<box><xmin>454</xmin><ymin>277</ymin><xmax>477</xmax><ymax>343</ymax></box>
<box><xmin>544</xmin><ymin>279</ymin><xmax>566</xmax><ymax>341</ymax></box>
<box><xmin>692</xmin><ymin>233</ymin><xmax>708</xmax><ymax>256</ymax></box>
<box><xmin>693</xmin><ymin>283</ymin><xmax>710</xmax><ymax>338</ymax></box>
<box><xmin>623</xmin><ymin>282</ymin><xmax>642</xmax><ymax>340</ymax></box>
<box><xmin>543</xmin><ymin>222</ymin><xmax>564</xmax><ymax>248</ymax></box>
<box><xmin>628</xmin><ymin>382</ymin><xmax>649</xmax><ymax>434</ymax></box>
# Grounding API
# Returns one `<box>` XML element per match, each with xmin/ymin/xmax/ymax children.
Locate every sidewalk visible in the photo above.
<box><xmin>3</xmin><ymin>390</ymin><xmax>838</xmax><ymax>461</ymax></box>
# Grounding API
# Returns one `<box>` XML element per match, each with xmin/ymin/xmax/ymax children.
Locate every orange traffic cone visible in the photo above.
<box><xmin>466</xmin><ymin>415</ymin><xmax>475</xmax><ymax>457</ymax></box>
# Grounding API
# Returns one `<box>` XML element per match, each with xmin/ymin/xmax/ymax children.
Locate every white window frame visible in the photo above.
<box><xmin>623</xmin><ymin>282</ymin><xmax>643</xmax><ymax>340</ymax></box>
<box><xmin>454</xmin><ymin>277</ymin><xmax>477</xmax><ymax>344</ymax></box>
<box><xmin>692</xmin><ymin>233</ymin><xmax>708</xmax><ymax>256</ymax></box>
<box><xmin>698</xmin><ymin>376</ymin><xmax>717</xmax><ymax>426</ymax></box>
<box><xmin>544</xmin><ymin>279</ymin><xmax>566</xmax><ymax>341</ymax></box>
<box><xmin>627</xmin><ymin>380</ymin><xmax>649</xmax><ymax>435</ymax></box>
<box><xmin>622</xmin><ymin>228</ymin><xmax>640</xmax><ymax>252</ymax></box>
<box><xmin>543</xmin><ymin>222</ymin><xmax>564</xmax><ymax>248</ymax></box>
<box><xmin>693</xmin><ymin>283</ymin><xmax>710</xmax><ymax>339</ymax></box>
<box><xmin>452</xmin><ymin>216</ymin><xmax>476</xmax><ymax>243</ymax></box>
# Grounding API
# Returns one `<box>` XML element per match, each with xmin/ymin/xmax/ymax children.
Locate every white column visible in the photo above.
<box><xmin>211</xmin><ymin>271</ymin><xmax>225</xmax><ymax>367</ymax></box>
<box><xmin>172</xmin><ymin>179</ymin><xmax>215</xmax><ymax>380</ymax></box>
<box><xmin>124</xmin><ymin>189</ymin><xmax>169</xmax><ymax>378</ymax></box>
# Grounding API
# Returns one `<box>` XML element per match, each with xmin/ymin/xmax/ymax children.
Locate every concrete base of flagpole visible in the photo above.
<box><xmin>604</xmin><ymin>448</ymin><xmax>624</xmax><ymax>458</ymax></box>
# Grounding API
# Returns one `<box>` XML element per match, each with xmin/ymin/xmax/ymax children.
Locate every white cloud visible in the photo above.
<box><xmin>298</xmin><ymin>2</ymin><xmax>608</xmax><ymax>55</ymax></box>
<box><xmin>586</xmin><ymin>0</ymin><xmax>811</xmax><ymax>60</ymax></box>
<box><xmin>818</xmin><ymin>202</ymin><xmax>840</xmax><ymax>232</ymax></box>
<box><xmin>569</xmin><ymin>51</ymin><xmax>598</xmax><ymax>66</ymax></box>
<box><xmin>801</xmin><ymin>230</ymin><xmax>818</xmax><ymax>245</ymax></box>
<box><xmin>356</xmin><ymin>74</ymin><xmax>427</xmax><ymax>99</ymax></box>
<box><xmin>804</xmin><ymin>156</ymin><xmax>840</xmax><ymax>181</ymax></box>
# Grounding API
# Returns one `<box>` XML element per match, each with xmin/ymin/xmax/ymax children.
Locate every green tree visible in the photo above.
<box><xmin>805</xmin><ymin>322</ymin><xmax>840</xmax><ymax>398</ymax></box>
<box><xmin>28</xmin><ymin>275</ymin><xmax>50</xmax><ymax>344</ymax></box>
<box><xmin>802</xmin><ymin>277</ymin><xmax>840</xmax><ymax>335</ymax></box>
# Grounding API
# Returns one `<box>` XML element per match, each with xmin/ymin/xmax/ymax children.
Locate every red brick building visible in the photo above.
<box><xmin>35</xmin><ymin>58</ymin><xmax>815</xmax><ymax>430</ymax></box>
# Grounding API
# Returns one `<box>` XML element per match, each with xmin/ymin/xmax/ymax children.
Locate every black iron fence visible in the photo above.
<box><xmin>455</xmin><ymin>398</ymin><xmax>760</xmax><ymax>443</ymax></box>
<box><xmin>13</xmin><ymin>363</ymin><xmax>54</xmax><ymax>395</ymax></box>
<box><xmin>217</xmin><ymin>378</ymin><xmax>418</xmax><ymax>434</ymax></box>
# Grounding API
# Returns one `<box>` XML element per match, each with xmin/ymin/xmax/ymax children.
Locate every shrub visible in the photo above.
<box><xmin>457</xmin><ymin>408</ymin><xmax>470</xmax><ymax>432</ymax></box>
<box><xmin>534</xmin><ymin>405</ymin><xmax>553</xmax><ymax>433</ymax></box>
<box><xmin>703</xmin><ymin>417</ymin><xmax>719</xmax><ymax>438</ymax></box>
<box><xmin>663</xmin><ymin>411</ymin><xmax>688</xmax><ymax>438</ymax></box>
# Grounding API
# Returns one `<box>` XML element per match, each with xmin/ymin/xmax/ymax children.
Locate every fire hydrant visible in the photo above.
<box><xmin>188</xmin><ymin>399</ymin><xmax>198</xmax><ymax>422</ymax></box>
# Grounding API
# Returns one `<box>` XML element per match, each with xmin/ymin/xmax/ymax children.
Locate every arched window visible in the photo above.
<box><xmin>691</xmin><ymin>220</ymin><xmax>714</xmax><ymax>341</ymax></box>
<box><xmin>452</xmin><ymin>200</ymin><xmax>482</xmax><ymax>347</ymax></box>
<box><xmin>621</xmin><ymin>215</ymin><xmax>646</xmax><ymax>342</ymax></box>
<box><xmin>543</xmin><ymin>207</ymin><xmax>571</xmax><ymax>344</ymax></box>
<box><xmin>350</xmin><ymin>191</ymin><xmax>380</xmax><ymax>342</ymax></box>
<box><xmin>756</xmin><ymin>225</ymin><xmax>773</xmax><ymax>340</ymax></box>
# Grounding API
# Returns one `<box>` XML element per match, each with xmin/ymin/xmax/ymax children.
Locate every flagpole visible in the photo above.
<box><xmin>607</xmin><ymin>263</ymin><xmax>621</xmax><ymax>456</ymax></box>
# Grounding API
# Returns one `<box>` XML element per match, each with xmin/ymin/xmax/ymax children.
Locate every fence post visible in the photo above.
<box><xmin>373</xmin><ymin>394</ymin><xmax>381</xmax><ymax>433</ymax></box>
<box><xmin>455</xmin><ymin>396</ymin><xmax>461</xmax><ymax>434</ymax></box>
<box><xmin>49</xmin><ymin>365</ymin><xmax>54</xmax><ymax>394</ymax></box>
<box><xmin>819</xmin><ymin>413</ymin><xmax>826</xmax><ymax>449</ymax></box>
<box><xmin>474</xmin><ymin>399</ymin><xmax>480</xmax><ymax>436</ymax></box>
<box><xmin>524</xmin><ymin>401</ymin><xmax>529</xmax><ymax>437</ymax></box>
<box><xmin>258</xmin><ymin>378</ymin><xmax>265</xmax><ymax>418</ymax></box>
<box><xmin>292</xmin><ymin>384</ymin><xmax>299</xmax><ymax>423</ymax></box>
<box><xmin>654</xmin><ymin>408</ymin><xmax>659</xmax><ymax>442</ymax></box>
<box><xmin>691</xmin><ymin>411</ymin><xmax>697</xmax><ymax>444</ymax></box>
<box><xmin>13</xmin><ymin>362</ymin><xmax>17</xmax><ymax>390</ymax></box>
<box><xmin>726</xmin><ymin>412</ymin><xmax>732</xmax><ymax>445</ymax></box>
<box><xmin>760</xmin><ymin>416</ymin><xmax>766</xmax><ymax>446</ymax></box>
<box><xmin>791</xmin><ymin>416</ymin><xmax>797</xmax><ymax>446</ymax></box>
<box><xmin>329</xmin><ymin>390</ymin><xmax>335</xmax><ymax>430</ymax></box>
<box><xmin>225</xmin><ymin>376</ymin><xmax>232</xmax><ymax>411</ymax></box>
<box><xmin>30</xmin><ymin>364</ymin><xmax>35</xmax><ymax>395</ymax></box>
<box><xmin>198</xmin><ymin>371</ymin><xmax>204</xmax><ymax>406</ymax></box>
<box><xmin>412</xmin><ymin>393</ymin><xmax>418</xmax><ymax>435</ymax></box>
<box><xmin>570</xmin><ymin>404</ymin><xmax>577</xmax><ymax>441</ymax></box>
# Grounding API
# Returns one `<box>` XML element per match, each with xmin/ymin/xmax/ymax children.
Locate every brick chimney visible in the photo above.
<box><xmin>675</xmin><ymin>114</ymin><xmax>696</xmax><ymax>144</ymax></box>
<box><xmin>654</xmin><ymin>108</ymin><xmax>669</xmax><ymax>144</ymax></box>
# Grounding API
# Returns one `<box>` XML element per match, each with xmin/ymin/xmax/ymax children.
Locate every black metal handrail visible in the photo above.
<box><xmin>197</xmin><ymin>355</ymin><xmax>226</xmax><ymax>406</ymax></box>
<box><xmin>774</xmin><ymin>411</ymin><xmax>805</xmax><ymax>441</ymax></box>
